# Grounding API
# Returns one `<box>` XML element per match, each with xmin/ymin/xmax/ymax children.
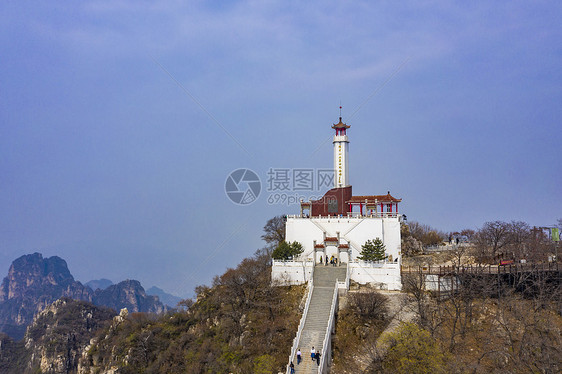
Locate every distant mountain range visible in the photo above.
<box><xmin>146</xmin><ymin>286</ymin><xmax>182</xmax><ymax>308</ymax></box>
<box><xmin>0</xmin><ymin>253</ymin><xmax>169</xmax><ymax>340</ymax></box>
<box><xmin>84</xmin><ymin>278</ymin><xmax>113</xmax><ymax>291</ymax></box>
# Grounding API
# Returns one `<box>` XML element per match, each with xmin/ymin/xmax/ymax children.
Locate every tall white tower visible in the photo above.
<box><xmin>332</xmin><ymin>117</ymin><xmax>350</xmax><ymax>188</ymax></box>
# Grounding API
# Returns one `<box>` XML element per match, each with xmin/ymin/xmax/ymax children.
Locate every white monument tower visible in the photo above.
<box><xmin>332</xmin><ymin>116</ymin><xmax>350</xmax><ymax>188</ymax></box>
<box><xmin>272</xmin><ymin>112</ymin><xmax>403</xmax><ymax>290</ymax></box>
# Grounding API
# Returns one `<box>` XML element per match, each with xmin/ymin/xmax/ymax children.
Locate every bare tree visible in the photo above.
<box><xmin>261</xmin><ymin>216</ymin><xmax>286</xmax><ymax>248</ymax></box>
<box><xmin>506</xmin><ymin>221</ymin><xmax>530</xmax><ymax>260</ymax></box>
<box><xmin>475</xmin><ymin>221</ymin><xmax>511</xmax><ymax>262</ymax></box>
<box><xmin>407</xmin><ymin>221</ymin><xmax>445</xmax><ymax>247</ymax></box>
<box><xmin>460</xmin><ymin>228</ymin><xmax>476</xmax><ymax>242</ymax></box>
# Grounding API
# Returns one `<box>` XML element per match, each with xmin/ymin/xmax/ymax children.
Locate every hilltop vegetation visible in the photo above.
<box><xmin>0</xmin><ymin>249</ymin><xmax>304</xmax><ymax>373</ymax></box>
<box><xmin>332</xmin><ymin>217</ymin><xmax>562</xmax><ymax>373</ymax></box>
<box><xmin>83</xmin><ymin>250</ymin><xmax>304</xmax><ymax>373</ymax></box>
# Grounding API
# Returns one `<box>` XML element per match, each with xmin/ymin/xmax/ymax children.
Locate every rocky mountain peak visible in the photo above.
<box><xmin>0</xmin><ymin>253</ymin><xmax>75</xmax><ymax>301</ymax></box>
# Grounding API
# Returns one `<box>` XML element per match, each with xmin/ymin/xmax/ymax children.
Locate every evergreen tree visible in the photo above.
<box><xmin>358</xmin><ymin>238</ymin><xmax>387</xmax><ymax>261</ymax></box>
<box><xmin>272</xmin><ymin>241</ymin><xmax>304</xmax><ymax>260</ymax></box>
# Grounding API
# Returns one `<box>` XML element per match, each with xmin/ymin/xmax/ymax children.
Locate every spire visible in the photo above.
<box><xmin>332</xmin><ymin>117</ymin><xmax>350</xmax><ymax>129</ymax></box>
<box><xmin>333</xmin><ymin>102</ymin><xmax>350</xmax><ymax>129</ymax></box>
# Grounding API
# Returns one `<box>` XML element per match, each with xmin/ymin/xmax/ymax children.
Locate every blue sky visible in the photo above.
<box><xmin>1</xmin><ymin>1</ymin><xmax>560</xmax><ymax>298</ymax></box>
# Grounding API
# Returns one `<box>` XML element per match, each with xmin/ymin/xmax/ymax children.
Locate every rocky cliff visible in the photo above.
<box><xmin>0</xmin><ymin>298</ymin><xmax>116</xmax><ymax>374</ymax></box>
<box><xmin>0</xmin><ymin>253</ymin><xmax>166</xmax><ymax>340</ymax></box>
<box><xmin>0</xmin><ymin>253</ymin><xmax>93</xmax><ymax>339</ymax></box>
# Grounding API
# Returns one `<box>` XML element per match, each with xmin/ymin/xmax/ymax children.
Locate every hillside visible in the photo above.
<box><xmin>0</xmin><ymin>298</ymin><xmax>116</xmax><ymax>374</ymax></box>
<box><xmin>0</xmin><ymin>249</ymin><xmax>305</xmax><ymax>373</ymax></box>
<box><xmin>81</xmin><ymin>251</ymin><xmax>305</xmax><ymax>373</ymax></box>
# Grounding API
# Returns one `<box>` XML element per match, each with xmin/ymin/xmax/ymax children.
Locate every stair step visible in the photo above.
<box><xmin>289</xmin><ymin>266</ymin><xmax>347</xmax><ymax>373</ymax></box>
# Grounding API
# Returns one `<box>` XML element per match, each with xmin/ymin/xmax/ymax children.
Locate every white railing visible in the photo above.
<box><xmin>336</xmin><ymin>262</ymin><xmax>350</xmax><ymax>290</ymax></box>
<box><xmin>273</xmin><ymin>259</ymin><xmax>315</xmax><ymax>265</ymax></box>
<box><xmin>286</xmin><ymin>270</ymin><xmax>314</xmax><ymax>374</ymax></box>
<box><xmin>286</xmin><ymin>212</ymin><xmax>400</xmax><ymax>219</ymax></box>
<box><xmin>345</xmin><ymin>261</ymin><xmax>350</xmax><ymax>290</ymax></box>
<box><xmin>350</xmin><ymin>259</ymin><xmax>401</xmax><ymax>267</ymax></box>
<box><xmin>318</xmin><ymin>279</ymin><xmax>339</xmax><ymax>373</ymax></box>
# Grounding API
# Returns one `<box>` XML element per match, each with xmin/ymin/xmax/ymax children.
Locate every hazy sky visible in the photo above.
<box><xmin>1</xmin><ymin>1</ymin><xmax>560</xmax><ymax>298</ymax></box>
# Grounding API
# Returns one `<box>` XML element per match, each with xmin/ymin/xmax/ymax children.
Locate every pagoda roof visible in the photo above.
<box><xmin>331</xmin><ymin>117</ymin><xmax>350</xmax><ymax>129</ymax></box>
<box><xmin>347</xmin><ymin>192</ymin><xmax>402</xmax><ymax>204</ymax></box>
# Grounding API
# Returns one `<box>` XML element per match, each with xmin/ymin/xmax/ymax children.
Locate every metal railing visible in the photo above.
<box><xmin>318</xmin><ymin>279</ymin><xmax>339</xmax><ymax>373</ymax></box>
<box><xmin>286</xmin><ymin>268</ymin><xmax>314</xmax><ymax>374</ymax></box>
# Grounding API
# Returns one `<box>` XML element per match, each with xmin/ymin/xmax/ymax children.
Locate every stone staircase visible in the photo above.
<box><xmin>292</xmin><ymin>265</ymin><xmax>347</xmax><ymax>373</ymax></box>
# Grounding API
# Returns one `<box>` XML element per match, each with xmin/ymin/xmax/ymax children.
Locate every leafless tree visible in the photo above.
<box><xmin>261</xmin><ymin>216</ymin><xmax>286</xmax><ymax>249</ymax></box>
<box><xmin>474</xmin><ymin>221</ymin><xmax>511</xmax><ymax>262</ymax></box>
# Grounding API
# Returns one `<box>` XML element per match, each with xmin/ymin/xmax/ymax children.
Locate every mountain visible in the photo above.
<box><xmin>0</xmin><ymin>253</ymin><xmax>166</xmax><ymax>340</ymax></box>
<box><xmin>0</xmin><ymin>253</ymin><xmax>92</xmax><ymax>339</ymax></box>
<box><xmin>85</xmin><ymin>278</ymin><xmax>113</xmax><ymax>291</ymax></box>
<box><xmin>94</xmin><ymin>280</ymin><xmax>166</xmax><ymax>314</ymax></box>
<box><xmin>146</xmin><ymin>286</ymin><xmax>182</xmax><ymax>308</ymax></box>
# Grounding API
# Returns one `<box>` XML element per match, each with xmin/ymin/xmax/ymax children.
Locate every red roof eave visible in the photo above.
<box><xmin>347</xmin><ymin>194</ymin><xmax>402</xmax><ymax>204</ymax></box>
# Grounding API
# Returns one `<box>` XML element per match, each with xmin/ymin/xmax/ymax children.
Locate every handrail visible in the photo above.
<box><xmin>336</xmin><ymin>263</ymin><xmax>350</xmax><ymax>290</ymax></box>
<box><xmin>286</xmin><ymin>271</ymin><xmax>314</xmax><ymax>374</ymax></box>
<box><xmin>400</xmin><ymin>262</ymin><xmax>560</xmax><ymax>275</ymax></box>
<box><xmin>286</xmin><ymin>213</ymin><xmax>400</xmax><ymax>219</ymax></box>
<box><xmin>345</xmin><ymin>261</ymin><xmax>350</xmax><ymax>290</ymax></box>
<box><xmin>318</xmin><ymin>279</ymin><xmax>339</xmax><ymax>373</ymax></box>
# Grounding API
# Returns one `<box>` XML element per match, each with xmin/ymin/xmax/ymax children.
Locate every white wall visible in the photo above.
<box><xmin>286</xmin><ymin>216</ymin><xmax>401</xmax><ymax>263</ymax></box>
<box><xmin>271</xmin><ymin>260</ymin><xmax>402</xmax><ymax>290</ymax></box>
<box><xmin>271</xmin><ymin>260</ymin><xmax>313</xmax><ymax>285</ymax></box>
<box><xmin>274</xmin><ymin>216</ymin><xmax>403</xmax><ymax>289</ymax></box>
<box><xmin>349</xmin><ymin>262</ymin><xmax>402</xmax><ymax>290</ymax></box>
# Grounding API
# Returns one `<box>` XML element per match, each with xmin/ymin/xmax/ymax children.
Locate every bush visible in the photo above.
<box><xmin>382</xmin><ymin>322</ymin><xmax>449</xmax><ymax>374</ymax></box>
<box><xmin>347</xmin><ymin>291</ymin><xmax>389</xmax><ymax>320</ymax></box>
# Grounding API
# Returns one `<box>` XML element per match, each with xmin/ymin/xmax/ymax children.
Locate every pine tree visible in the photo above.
<box><xmin>358</xmin><ymin>238</ymin><xmax>387</xmax><ymax>261</ymax></box>
<box><xmin>272</xmin><ymin>241</ymin><xmax>304</xmax><ymax>260</ymax></box>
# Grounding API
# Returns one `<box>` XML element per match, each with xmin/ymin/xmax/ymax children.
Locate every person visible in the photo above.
<box><xmin>334</xmin><ymin>257</ymin><xmax>338</xmax><ymax>266</ymax></box>
<box><xmin>290</xmin><ymin>362</ymin><xmax>295</xmax><ymax>374</ymax></box>
<box><xmin>316</xmin><ymin>350</ymin><xmax>321</xmax><ymax>365</ymax></box>
<box><xmin>325</xmin><ymin>255</ymin><xmax>328</xmax><ymax>265</ymax></box>
<box><xmin>319</xmin><ymin>256</ymin><xmax>323</xmax><ymax>265</ymax></box>
<box><xmin>296</xmin><ymin>348</ymin><xmax>301</xmax><ymax>364</ymax></box>
<box><xmin>311</xmin><ymin>346</ymin><xmax>315</xmax><ymax>360</ymax></box>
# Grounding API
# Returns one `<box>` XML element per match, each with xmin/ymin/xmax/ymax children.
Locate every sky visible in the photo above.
<box><xmin>1</xmin><ymin>1</ymin><xmax>561</xmax><ymax>298</ymax></box>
